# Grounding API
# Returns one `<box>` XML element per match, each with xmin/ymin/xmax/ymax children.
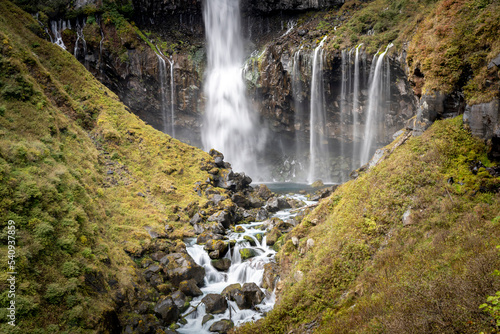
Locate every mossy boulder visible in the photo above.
<box><xmin>171</xmin><ymin>290</ymin><xmax>190</xmax><ymax>313</ymax></box>
<box><xmin>209</xmin><ymin>319</ymin><xmax>234</xmax><ymax>333</ymax></box>
<box><xmin>178</xmin><ymin>279</ymin><xmax>203</xmax><ymax>297</ymax></box>
<box><xmin>239</xmin><ymin>248</ymin><xmax>258</xmax><ymax>261</ymax></box>
<box><xmin>222</xmin><ymin>282</ymin><xmax>265</xmax><ymax>310</ymax></box>
<box><xmin>243</xmin><ymin>235</ymin><xmax>257</xmax><ymax>246</ymax></box>
<box><xmin>161</xmin><ymin>253</ymin><xmax>205</xmax><ymax>286</ymax></box>
<box><xmin>154</xmin><ymin>296</ymin><xmax>179</xmax><ymax>326</ymax></box>
<box><xmin>204</xmin><ymin>239</ymin><xmax>229</xmax><ymax>259</ymax></box>
<box><xmin>266</xmin><ymin>228</ymin><xmax>282</xmax><ymax>246</ymax></box>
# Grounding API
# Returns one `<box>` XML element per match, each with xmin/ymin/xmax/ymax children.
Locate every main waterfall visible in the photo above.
<box><xmin>202</xmin><ymin>0</ymin><xmax>263</xmax><ymax>176</ymax></box>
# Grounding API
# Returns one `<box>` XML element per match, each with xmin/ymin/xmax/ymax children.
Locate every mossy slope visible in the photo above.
<box><xmin>237</xmin><ymin>118</ymin><xmax>500</xmax><ymax>333</ymax></box>
<box><xmin>0</xmin><ymin>1</ymin><xmax>216</xmax><ymax>332</ymax></box>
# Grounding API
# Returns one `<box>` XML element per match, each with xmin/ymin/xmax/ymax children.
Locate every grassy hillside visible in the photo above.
<box><xmin>237</xmin><ymin>118</ymin><xmax>500</xmax><ymax>333</ymax></box>
<box><xmin>0</xmin><ymin>1</ymin><xmax>222</xmax><ymax>332</ymax></box>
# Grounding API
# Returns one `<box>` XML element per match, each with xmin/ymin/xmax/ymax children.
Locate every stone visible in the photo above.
<box><xmin>266</xmin><ymin>228</ymin><xmax>282</xmax><ymax>246</ymax></box>
<box><xmin>171</xmin><ymin>290</ymin><xmax>189</xmax><ymax>313</ymax></box>
<box><xmin>255</xmin><ymin>208</ymin><xmax>269</xmax><ymax>221</ymax></box>
<box><xmin>487</xmin><ymin>53</ymin><xmax>500</xmax><ymax>69</ymax></box>
<box><xmin>463</xmin><ymin>99</ymin><xmax>499</xmax><ymax>141</ymax></box>
<box><xmin>208</xmin><ymin>210</ymin><xmax>233</xmax><ymax>229</ymax></box>
<box><xmin>221</xmin><ymin>283</ymin><xmax>242</xmax><ymax>299</ymax></box>
<box><xmin>266</xmin><ymin>196</ymin><xmax>291</xmax><ymax>212</ymax></box>
<box><xmin>189</xmin><ymin>212</ymin><xmax>203</xmax><ymax>225</ymax></box>
<box><xmin>153</xmin><ymin>296</ymin><xmax>179</xmax><ymax>326</ymax></box>
<box><xmin>262</xmin><ymin>262</ymin><xmax>279</xmax><ymax>291</ymax></box>
<box><xmin>234</xmin><ymin>225</ymin><xmax>245</xmax><ymax>233</ymax></box>
<box><xmin>311</xmin><ymin>180</ymin><xmax>324</xmax><ymax>188</ymax></box>
<box><xmin>161</xmin><ymin>253</ymin><xmax>205</xmax><ymax>286</ymax></box>
<box><xmin>179</xmin><ymin>279</ymin><xmax>203</xmax><ymax>297</ymax></box>
<box><xmin>204</xmin><ymin>239</ymin><xmax>229</xmax><ymax>258</ymax></box>
<box><xmin>254</xmin><ymin>184</ymin><xmax>273</xmax><ymax>200</ymax></box>
<box><xmin>402</xmin><ymin>208</ymin><xmax>413</xmax><ymax>226</ymax></box>
<box><xmin>239</xmin><ymin>248</ymin><xmax>258</xmax><ymax>261</ymax></box>
<box><xmin>209</xmin><ymin>319</ymin><xmax>234</xmax><ymax>333</ymax></box>
<box><xmin>211</xmin><ymin>258</ymin><xmax>231</xmax><ymax>271</ymax></box>
<box><xmin>228</xmin><ymin>283</ymin><xmax>265</xmax><ymax>309</ymax></box>
<box><xmin>231</xmin><ymin>192</ymin><xmax>250</xmax><ymax>208</ymax></box>
<box><xmin>201</xmin><ymin>293</ymin><xmax>228</xmax><ymax>314</ymax></box>
<box><xmin>243</xmin><ymin>235</ymin><xmax>257</xmax><ymax>246</ymax></box>
<box><xmin>197</xmin><ymin>232</ymin><xmax>224</xmax><ymax>245</ymax></box>
<box><xmin>202</xmin><ymin>314</ymin><xmax>214</xmax><ymax>326</ymax></box>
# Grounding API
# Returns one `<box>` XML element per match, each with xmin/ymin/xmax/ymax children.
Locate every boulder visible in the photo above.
<box><xmin>243</xmin><ymin>235</ymin><xmax>257</xmax><ymax>246</ymax></box>
<box><xmin>266</xmin><ymin>228</ymin><xmax>282</xmax><ymax>246</ymax></box>
<box><xmin>254</xmin><ymin>184</ymin><xmax>273</xmax><ymax>200</ymax></box>
<box><xmin>209</xmin><ymin>319</ymin><xmax>234</xmax><ymax>333</ymax></box>
<box><xmin>153</xmin><ymin>296</ymin><xmax>179</xmax><ymax>326</ymax></box>
<box><xmin>208</xmin><ymin>210</ymin><xmax>233</xmax><ymax>229</ymax></box>
<box><xmin>171</xmin><ymin>290</ymin><xmax>190</xmax><ymax>313</ymax></box>
<box><xmin>211</xmin><ymin>258</ymin><xmax>231</xmax><ymax>271</ymax></box>
<box><xmin>262</xmin><ymin>262</ymin><xmax>279</xmax><ymax>291</ymax></box>
<box><xmin>204</xmin><ymin>239</ymin><xmax>229</xmax><ymax>258</ymax></box>
<box><xmin>197</xmin><ymin>231</ymin><xmax>224</xmax><ymax>245</ymax></box>
<box><xmin>261</xmin><ymin>217</ymin><xmax>285</xmax><ymax>231</ymax></box>
<box><xmin>161</xmin><ymin>253</ymin><xmax>205</xmax><ymax>286</ymax></box>
<box><xmin>202</xmin><ymin>314</ymin><xmax>214</xmax><ymax>326</ymax></box>
<box><xmin>239</xmin><ymin>248</ymin><xmax>258</xmax><ymax>261</ymax></box>
<box><xmin>201</xmin><ymin>293</ymin><xmax>228</xmax><ymax>314</ymax></box>
<box><xmin>224</xmin><ymin>282</ymin><xmax>265</xmax><ymax>309</ymax></box>
<box><xmin>178</xmin><ymin>279</ymin><xmax>203</xmax><ymax>297</ymax></box>
<box><xmin>231</xmin><ymin>192</ymin><xmax>250</xmax><ymax>208</ymax></box>
<box><xmin>266</xmin><ymin>197</ymin><xmax>291</xmax><ymax>212</ymax></box>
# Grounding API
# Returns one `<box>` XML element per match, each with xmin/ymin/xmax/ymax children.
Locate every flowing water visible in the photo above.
<box><xmin>156</xmin><ymin>48</ymin><xmax>176</xmax><ymax>137</ymax></box>
<box><xmin>308</xmin><ymin>36</ymin><xmax>328</xmax><ymax>184</ymax></box>
<box><xmin>178</xmin><ymin>194</ymin><xmax>316</xmax><ymax>333</ymax></box>
<box><xmin>360</xmin><ymin>43</ymin><xmax>393</xmax><ymax>165</ymax></box>
<box><xmin>50</xmin><ymin>20</ymin><xmax>70</xmax><ymax>50</ymax></box>
<box><xmin>202</xmin><ymin>0</ymin><xmax>264</xmax><ymax>176</ymax></box>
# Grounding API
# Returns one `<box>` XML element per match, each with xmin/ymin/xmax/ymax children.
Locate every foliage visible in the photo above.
<box><xmin>237</xmin><ymin>118</ymin><xmax>500</xmax><ymax>333</ymax></box>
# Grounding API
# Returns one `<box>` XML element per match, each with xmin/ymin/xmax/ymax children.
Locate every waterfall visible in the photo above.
<box><xmin>156</xmin><ymin>48</ymin><xmax>176</xmax><ymax>137</ymax></box>
<box><xmin>202</xmin><ymin>0</ymin><xmax>263</xmax><ymax>176</ymax></box>
<box><xmin>360</xmin><ymin>43</ymin><xmax>393</xmax><ymax>165</ymax></box>
<box><xmin>307</xmin><ymin>36</ymin><xmax>328</xmax><ymax>184</ymax></box>
<box><xmin>339</xmin><ymin>49</ymin><xmax>349</xmax><ymax>182</ymax></box>
<box><xmin>50</xmin><ymin>20</ymin><xmax>69</xmax><ymax>50</ymax></box>
<box><xmin>351</xmin><ymin>44</ymin><xmax>362</xmax><ymax>171</ymax></box>
<box><xmin>291</xmin><ymin>48</ymin><xmax>304</xmax><ymax>178</ymax></box>
<box><xmin>74</xmin><ymin>19</ymin><xmax>88</xmax><ymax>69</ymax></box>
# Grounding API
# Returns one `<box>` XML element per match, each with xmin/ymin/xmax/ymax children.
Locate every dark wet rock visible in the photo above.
<box><xmin>211</xmin><ymin>258</ymin><xmax>232</xmax><ymax>271</ymax></box>
<box><xmin>154</xmin><ymin>296</ymin><xmax>179</xmax><ymax>326</ymax></box>
<box><xmin>254</xmin><ymin>184</ymin><xmax>273</xmax><ymax>200</ymax></box>
<box><xmin>208</xmin><ymin>210</ymin><xmax>233</xmax><ymax>229</ymax></box>
<box><xmin>202</xmin><ymin>314</ymin><xmax>214</xmax><ymax>326</ymax></box>
<box><xmin>221</xmin><ymin>283</ymin><xmax>242</xmax><ymax>299</ymax></box>
<box><xmin>209</xmin><ymin>149</ymin><xmax>226</xmax><ymax>167</ymax></box>
<box><xmin>144</xmin><ymin>264</ymin><xmax>161</xmax><ymax>280</ymax></box>
<box><xmin>202</xmin><ymin>293</ymin><xmax>228</xmax><ymax>314</ymax></box>
<box><xmin>209</xmin><ymin>319</ymin><xmax>234</xmax><ymax>333</ymax></box>
<box><xmin>161</xmin><ymin>253</ymin><xmax>205</xmax><ymax>286</ymax></box>
<box><xmin>150</xmin><ymin>251</ymin><xmax>167</xmax><ymax>262</ymax></box>
<box><xmin>223</xmin><ymin>282</ymin><xmax>264</xmax><ymax>310</ymax></box>
<box><xmin>204</xmin><ymin>239</ymin><xmax>229</xmax><ymax>258</ymax></box>
<box><xmin>232</xmin><ymin>192</ymin><xmax>250</xmax><ymax>208</ymax></box>
<box><xmin>262</xmin><ymin>262</ymin><xmax>279</xmax><ymax>291</ymax></box>
<box><xmin>179</xmin><ymin>279</ymin><xmax>203</xmax><ymax>297</ymax></box>
<box><xmin>266</xmin><ymin>196</ymin><xmax>291</xmax><ymax>212</ymax></box>
<box><xmin>171</xmin><ymin>290</ymin><xmax>190</xmax><ymax>313</ymax></box>
<box><xmin>239</xmin><ymin>248</ymin><xmax>258</xmax><ymax>261</ymax></box>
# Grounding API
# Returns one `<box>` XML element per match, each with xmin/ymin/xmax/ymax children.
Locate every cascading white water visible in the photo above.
<box><xmin>178</xmin><ymin>194</ymin><xmax>316</xmax><ymax>333</ymax></box>
<box><xmin>74</xmin><ymin>19</ymin><xmax>88</xmax><ymax>69</ymax></box>
<box><xmin>202</xmin><ymin>0</ymin><xmax>263</xmax><ymax>175</ymax></box>
<box><xmin>351</xmin><ymin>44</ymin><xmax>362</xmax><ymax>171</ymax></box>
<box><xmin>50</xmin><ymin>20</ymin><xmax>69</xmax><ymax>50</ymax></box>
<box><xmin>156</xmin><ymin>48</ymin><xmax>176</xmax><ymax>137</ymax></box>
<box><xmin>307</xmin><ymin>36</ymin><xmax>328</xmax><ymax>184</ymax></box>
<box><xmin>360</xmin><ymin>43</ymin><xmax>393</xmax><ymax>165</ymax></box>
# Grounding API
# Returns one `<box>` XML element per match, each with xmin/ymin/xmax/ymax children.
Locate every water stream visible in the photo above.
<box><xmin>178</xmin><ymin>194</ymin><xmax>315</xmax><ymax>333</ymax></box>
<box><xmin>202</xmin><ymin>0</ymin><xmax>264</xmax><ymax>176</ymax></box>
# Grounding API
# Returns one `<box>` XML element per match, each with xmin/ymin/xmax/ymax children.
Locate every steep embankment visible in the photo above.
<box><xmin>0</xmin><ymin>1</ymin><xmax>244</xmax><ymax>332</ymax></box>
<box><xmin>237</xmin><ymin>118</ymin><xmax>500</xmax><ymax>333</ymax></box>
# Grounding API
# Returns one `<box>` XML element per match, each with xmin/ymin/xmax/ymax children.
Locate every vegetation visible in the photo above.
<box><xmin>292</xmin><ymin>0</ymin><xmax>500</xmax><ymax>104</ymax></box>
<box><xmin>0</xmin><ymin>1</ymin><xmax>218</xmax><ymax>332</ymax></box>
<box><xmin>237</xmin><ymin>117</ymin><xmax>500</xmax><ymax>333</ymax></box>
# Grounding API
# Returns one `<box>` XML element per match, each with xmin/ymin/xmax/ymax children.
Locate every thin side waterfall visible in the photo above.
<box><xmin>202</xmin><ymin>0</ymin><xmax>263</xmax><ymax>175</ymax></box>
<box><xmin>352</xmin><ymin>44</ymin><xmax>362</xmax><ymax>171</ymax></box>
<box><xmin>291</xmin><ymin>48</ymin><xmax>304</xmax><ymax>176</ymax></box>
<box><xmin>360</xmin><ymin>43</ymin><xmax>393</xmax><ymax>165</ymax></box>
<box><xmin>50</xmin><ymin>20</ymin><xmax>69</xmax><ymax>50</ymax></box>
<box><xmin>166</xmin><ymin>57</ymin><xmax>175</xmax><ymax>138</ymax></box>
<box><xmin>339</xmin><ymin>49</ymin><xmax>349</xmax><ymax>182</ymax></box>
<box><xmin>156</xmin><ymin>54</ymin><xmax>169</xmax><ymax>134</ymax></box>
<box><xmin>308</xmin><ymin>36</ymin><xmax>328</xmax><ymax>184</ymax></box>
<box><xmin>74</xmin><ymin>19</ymin><xmax>88</xmax><ymax>69</ymax></box>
